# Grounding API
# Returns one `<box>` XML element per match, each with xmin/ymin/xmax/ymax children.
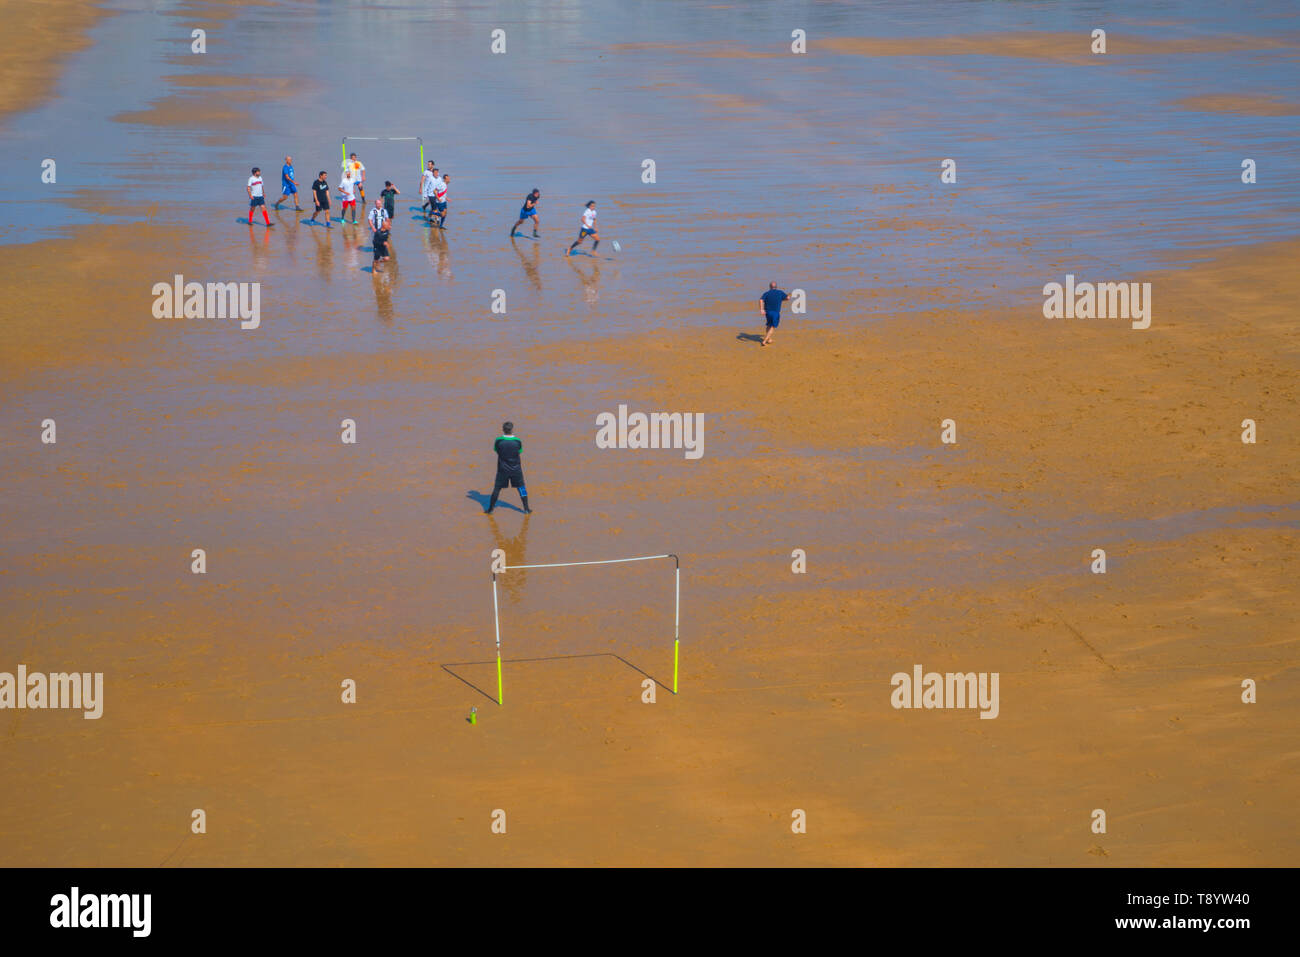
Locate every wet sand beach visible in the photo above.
<box><xmin>1</xmin><ymin>0</ymin><xmax>1297</xmax><ymax>867</ymax></box>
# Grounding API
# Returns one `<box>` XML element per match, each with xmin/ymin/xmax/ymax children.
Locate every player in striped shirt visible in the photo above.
<box><xmin>433</xmin><ymin>172</ymin><xmax>449</xmax><ymax>229</ymax></box>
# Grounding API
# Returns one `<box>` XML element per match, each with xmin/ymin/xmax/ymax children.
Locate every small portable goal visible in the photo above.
<box><xmin>490</xmin><ymin>553</ymin><xmax>681</xmax><ymax>705</ymax></box>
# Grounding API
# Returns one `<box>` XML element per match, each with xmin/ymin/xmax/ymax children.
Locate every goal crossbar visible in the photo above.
<box><xmin>341</xmin><ymin>136</ymin><xmax>426</xmax><ymax>174</ymax></box>
<box><xmin>490</xmin><ymin>553</ymin><xmax>680</xmax><ymax>705</ymax></box>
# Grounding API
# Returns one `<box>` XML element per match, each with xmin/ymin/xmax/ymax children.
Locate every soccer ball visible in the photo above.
<box><xmin>611</xmin><ymin>241</ymin><xmax>621</xmax><ymax>252</ymax></box>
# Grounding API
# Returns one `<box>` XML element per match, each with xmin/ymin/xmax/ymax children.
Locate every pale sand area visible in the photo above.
<box><xmin>0</xmin><ymin>0</ymin><xmax>275</xmax><ymax>123</ymax></box>
<box><xmin>114</xmin><ymin>75</ymin><xmax>308</xmax><ymax>137</ymax></box>
<box><xmin>0</xmin><ymin>0</ymin><xmax>110</xmax><ymax>122</ymax></box>
<box><xmin>820</xmin><ymin>32</ymin><xmax>1300</xmax><ymax>64</ymax></box>
<box><xmin>612</xmin><ymin>31</ymin><xmax>1300</xmax><ymax>65</ymax></box>
<box><xmin>1</xmin><ymin>225</ymin><xmax>1295</xmax><ymax>865</ymax></box>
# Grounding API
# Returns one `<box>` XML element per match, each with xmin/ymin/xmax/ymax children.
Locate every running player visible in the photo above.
<box><xmin>485</xmin><ymin>422</ymin><xmax>532</xmax><ymax>514</ymax></box>
<box><xmin>246</xmin><ymin>167</ymin><xmax>272</xmax><ymax>226</ymax></box>
<box><xmin>568</xmin><ymin>200</ymin><xmax>599</xmax><ymax>255</ymax></box>
<box><xmin>511</xmin><ymin>188</ymin><xmax>541</xmax><ymax>238</ymax></box>
<box><xmin>309</xmin><ymin>171</ymin><xmax>332</xmax><ymax>227</ymax></box>
<box><xmin>338</xmin><ymin>171</ymin><xmax>359</xmax><ymax>224</ymax></box>
<box><xmin>759</xmin><ymin>280</ymin><xmax>789</xmax><ymax>347</ymax></box>
<box><xmin>274</xmin><ymin>155</ymin><xmax>301</xmax><ymax>210</ymax></box>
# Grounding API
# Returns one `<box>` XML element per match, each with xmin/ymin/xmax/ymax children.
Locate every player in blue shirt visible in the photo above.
<box><xmin>760</xmin><ymin>281</ymin><xmax>789</xmax><ymax>347</ymax></box>
<box><xmin>274</xmin><ymin>155</ymin><xmax>301</xmax><ymax>210</ymax></box>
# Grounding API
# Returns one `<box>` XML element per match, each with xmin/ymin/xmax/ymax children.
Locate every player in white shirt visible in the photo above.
<box><xmin>567</xmin><ymin>200</ymin><xmax>599</xmax><ymax>255</ymax></box>
<box><xmin>246</xmin><ymin>167</ymin><xmax>272</xmax><ymax>227</ymax></box>
<box><xmin>419</xmin><ymin>161</ymin><xmax>437</xmax><ymax>220</ymax></box>
<box><xmin>431</xmin><ymin>171</ymin><xmax>449</xmax><ymax>229</ymax></box>
<box><xmin>338</xmin><ymin>174</ymin><xmax>358</xmax><ymax>224</ymax></box>
<box><xmin>343</xmin><ymin>153</ymin><xmax>366</xmax><ymax>206</ymax></box>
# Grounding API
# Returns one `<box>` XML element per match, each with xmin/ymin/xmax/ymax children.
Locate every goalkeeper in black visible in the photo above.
<box><xmin>485</xmin><ymin>421</ymin><xmax>532</xmax><ymax>514</ymax></box>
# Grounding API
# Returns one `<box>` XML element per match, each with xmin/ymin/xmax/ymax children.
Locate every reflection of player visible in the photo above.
<box><xmin>565</xmin><ymin>249</ymin><xmax>600</xmax><ymax>304</ymax></box>
<box><xmin>423</xmin><ymin>227</ymin><xmax>452</xmax><ymax>279</ymax></box>
<box><xmin>568</xmin><ymin>200</ymin><xmax>599</xmax><ymax>254</ymax></box>
<box><xmin>511</xmin><ymin>230</ymin><xmax>542</xmax><ymax>291</ymax></box>
<box><xmin>373</xmin><ymin>266</ymin><xmax>395</xmax><ymax>323</ymax></box>
<box><xmin>484</xmin><ymin>422</ymin><xmax>532</xmax><ymax>514</ymax></box>
<box><xmin>488</xmin><ymin>508</ymin><xmax>531</xmax><ymax>603</ymax></box>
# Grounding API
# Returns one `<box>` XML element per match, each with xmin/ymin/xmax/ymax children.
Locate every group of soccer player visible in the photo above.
<box><xmin>244</xmin><ymin>153</ymin><xmax>605</xmax><ymax>272</ymax></box>
<box><xmin>243</xmin><ymin>153</ymin><xmax>407</xmax><ymax>268</ymax></box>
<box><xmin>242</xmin><ymin>153</ymin><xmax>787</xmax><ymax>513</ymax></box>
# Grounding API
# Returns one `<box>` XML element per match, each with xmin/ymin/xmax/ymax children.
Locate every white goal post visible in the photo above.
<box><xmin>490</xmin><ymin>553</ymin><xmax>680</xmax><ymax>705</ymax></box>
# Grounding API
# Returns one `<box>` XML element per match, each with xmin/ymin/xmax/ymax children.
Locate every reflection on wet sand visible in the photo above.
<box><xmin>309</xmin><ymin>221</ymin><xmax>334</xmax><ymax>283</ymax></box>
<box><xmin>275</xmin><ymin>205</ymin><xmax>299</xmax><ymax>265</ymax></box>
<box><xmin>564</xmin><ymin>251</ymin><xmax>601</xmax><ymax>303</ymax></box>
<box><xmin>372</xmin><ymin>261</ymin><xmax>399</xmax><ymax>322</ymax></box>
<box><xmin>340</xmin><ymin>222</ymin><xmax>361</xmax><ymax>272</ymax></box>
<box><xmin>423</xmin><ymin>226</ymin><xmax>453</xmax><ymax>280</ymax></box>
<box><xmin>511</xmin><ymin>235</ymin><xmax>542</xmax><ymax>291</ymax></box>
<box><xmin>489</xmin><ymin>512</ymin><xmax>531</xmax><ymax>604</ymax></box>
<box><xmin>246</xmin><ymin>222</ymin><xmax>270</xmax><ymax>269</ymax></box>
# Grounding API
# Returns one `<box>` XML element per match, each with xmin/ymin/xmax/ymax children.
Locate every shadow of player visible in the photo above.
<box><xmin>466</xmin><ymin>490</ymin><xmax>525</xmax><ymax>513</ymax></box>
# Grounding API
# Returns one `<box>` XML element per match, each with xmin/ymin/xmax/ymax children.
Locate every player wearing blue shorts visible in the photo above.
<box><xmin>760</xmin><ymin>281</ymin><xmax>789</xmax><ymax>347</ymax></box>
<box><xmin>567</xmin><ymin>200</ymin><xmax>599</xmax><ymax>254</ymax></box>
<box><xmin>274</xmin><ymin>155</ymin><xmax>301</xmax><ymax>210</ymax></box>
<box><xmin>510</xmin><ymin>188</ymin><xmax>541</xmax><ymax>238</ymax></box>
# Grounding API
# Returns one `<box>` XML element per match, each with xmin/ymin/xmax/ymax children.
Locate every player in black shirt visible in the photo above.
<box><xmin>510</xmin><ymin>189</ymin><xmax>541</xmax><ymax>238</ymax></box>
<box><xmin>309</xmin><ymin>171</ymin><xmax>332</xmax><ymax>228</ymax></box>
<box><xmin>485</xmin><ymin>421</ymin><xmax>532</xmax><ymax>514</ymax></box>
